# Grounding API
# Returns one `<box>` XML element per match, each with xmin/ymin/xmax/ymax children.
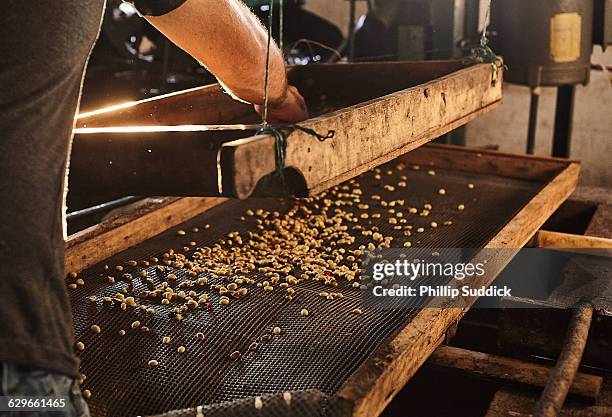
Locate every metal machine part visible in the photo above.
<box><xmin>492</xmin><ymin>0</ymin><xmax>595</xmax><ymax>158</ymax></box>
<box><xmin>593</xmin><ymin>0</ymin><xmax>612</xmax><ymax>50</ymax></box>
<box><xmin>246</xmin><ymin>0</ymin><xmax>344</xmax><ymax>64</ymax></box>
<box><xmin>493</xmin><ymin>0</ymin><xmax>594</xmax><ymax>87</ymax></box>
<box><xmin>66</xmin><ymin>196</ymin><xmax>144</xmax><ymax>236</ymax></box>
<box><xmin>67</xmin><ymin>196</ymin><xmax>142</xmax><ymax>222</ymax></box>
<box><xmin>552</xmin><ymin>85</ymin><xmax>577</xmax><ymax>158</ymax></box>
<box><xmin>352</xmin><ymin>0</ymin><xmax>479</xmax><ymax>62</ymax></box>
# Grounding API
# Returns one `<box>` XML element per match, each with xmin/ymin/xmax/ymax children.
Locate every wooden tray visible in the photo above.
<box><xmin>70</xmin><ymin>61</ymin><xmax>502</xmax><ymax>200</ymax></box>
<box><xmin>65</xmin><ymin>145</ymin><xmax>579</xmax><ymax>417</ymax></box>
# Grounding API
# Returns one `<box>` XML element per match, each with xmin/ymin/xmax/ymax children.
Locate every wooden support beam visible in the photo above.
<box><xmin>533</xmin><ymin>230</ymin><xmax>612</xmax><ymax>250</ymax></box>
<box><xmin>71</xmin><ymin>61</ymin><xmax>502</xmax><ymax>200</ymax></box>
<box><xmin>429</xmin><ymin>345</ymin><xmax>603</xmax><ymax>400</ymax></box>
<box><xmin>220</xmin><ymin>62</ymin><xmax>503</xmax><ymax>198</ymax></box>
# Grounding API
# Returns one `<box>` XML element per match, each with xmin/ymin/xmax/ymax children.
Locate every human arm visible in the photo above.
<box><xmin>128</xmin><ymin>0</ymin><xmax>308</xmax><ymax>123</ymax></box>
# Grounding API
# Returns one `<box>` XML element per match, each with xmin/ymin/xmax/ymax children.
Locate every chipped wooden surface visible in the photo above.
<box><xmin>221</xmin><ymin>62</ymin><xmax>503</xmax><ymax>198</ymax></box>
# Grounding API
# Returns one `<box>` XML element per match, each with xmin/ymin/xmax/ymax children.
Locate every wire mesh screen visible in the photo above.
<box><xmin>68</xmin><ymin>157</ymin><xmax>544</xmax><ymax>417</ymax></box>
<box><xmin>148</xmin><ymin>390</ymin><xmax>349</xmax><ymax>417</ymax></box>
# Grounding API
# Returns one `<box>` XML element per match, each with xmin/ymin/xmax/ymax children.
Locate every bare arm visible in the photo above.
<box><xmin>145</xmin><ymin>0</ymin><xmax>308</xmax><ymax>123</ymax></box>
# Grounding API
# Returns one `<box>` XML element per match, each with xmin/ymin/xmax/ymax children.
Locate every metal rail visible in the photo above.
<box><xmin>66</xmin><ymin>196</ymin><xmax>142</xmax><ymax>221</ymax></box>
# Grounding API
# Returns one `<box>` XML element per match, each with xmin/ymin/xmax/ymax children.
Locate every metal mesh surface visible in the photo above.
<box><xmin>68</xmin><ymin>156</ymin><xmax>544</xmax><ymax>417</ymax></box>
<box><xmin>148</xmin><ymin>390</ymin><xmax>349</xmax><ymax>417</ymax></box>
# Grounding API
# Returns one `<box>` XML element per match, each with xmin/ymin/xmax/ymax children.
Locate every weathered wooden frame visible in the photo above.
<box><xmin>71</xmin><ymin>61</ymin><xmax>502</xmax><ymax>200</ymax></box>
<box><xmin>219</xmin><ymin>62</ymin><xmax>503</xmax><ymax>198</ymax></box>
<box><xmin>65</xmin><ymin>144</ymin><xmax>579</xmax><ymax>416</ymax></box>
<box><xmin>532</xmin><ymin>230</ymin><xmax>612</xmax><ymax>250</ymax></box>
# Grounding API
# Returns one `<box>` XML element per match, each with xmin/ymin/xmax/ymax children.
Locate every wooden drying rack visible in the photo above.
<box><xmin>65</xmin><ymin>144</ymin><xmax>580</xmax><ymax>417</ymax></box>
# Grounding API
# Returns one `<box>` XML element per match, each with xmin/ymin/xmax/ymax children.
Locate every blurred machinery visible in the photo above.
<box><xmin>351</xmin><ymin>0</ymin><xmax>482</xmax><ymax>62</ymax></box>
<box><xmin>82</xmin><ymin>0</ymin><xmax>213</xmax><ymax>111</ymax></box>
<box><xmin>246</xmin><ymin>0</ymin><xmax>344</xmax><ymax>63</ymax></box>
<box><xmin>492</xmin><ymin>0</ymin><xmax>611</xmax><ymax>157</ymax></box>
<box><xmin>351</xmin><ymin>0</ymin><xmax>611</xmax><ymax>156</ymax></box>
<box><xmin>351</xmin><ymin>0</ymin><xmax>486</xmax><ymax>146</ymax></box>
<box><xmin>83</xmin><ymin>0</ymin><xmax>343</xmax><ymax>113</ymax></box>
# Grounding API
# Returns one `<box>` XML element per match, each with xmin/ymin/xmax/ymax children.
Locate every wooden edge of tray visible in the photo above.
<box><xmin>65</xmin><ymin>197</ymin><xmax>227</xmax><ymax>274</ymax></box>
<box><xmin>220</xmin><ymin>63</ymin><xmax>503</xmax><ymax>199</ymax></box>
<box><xmin>336</xmin><ymin>161</ymin><xmax>580</xmax><ymax>417</ymax></box>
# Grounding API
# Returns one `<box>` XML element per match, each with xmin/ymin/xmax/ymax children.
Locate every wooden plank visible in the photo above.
<box><xmin>533</xmin><ymin>230</ymin><xmax>612</xmax><ymax>251</ymax></box>
<box><xmin>220</xmin><ymin>62</ymin><xmax>503</xmax><ymax>198</ymax></box>
<box><xmin>65</xmin><ymin>197</ymin><xmax>226</xmax><ymax>273</ymax></box>
<box><xmin>405</xmin><ymin>143</ymin><xmax>578</xmax><ymax>182</ymax></box>
<box><xmin>337</xmin><ymin>162</ymin><xmax>580</xmax><ymax>417</ymax></box>
<box><xmin>76</xmin><ymin>84</ymin><xmax>256</xmax><ymax>128</ymax></box>
<box><xmin>428</xmin><ymin>345</ymin><xmax>602</xmax><ymax>400</ymax></box>
<box><xmin>485</xmin><ymin>387</ymin><xmax>612</xmax><ymax>417</ymax></box>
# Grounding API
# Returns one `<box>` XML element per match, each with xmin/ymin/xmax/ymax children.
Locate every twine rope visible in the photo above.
<box><xmin>258</xmin><ymin>0</ymin><xmax>334</xmax><ymax>180</ymax></box>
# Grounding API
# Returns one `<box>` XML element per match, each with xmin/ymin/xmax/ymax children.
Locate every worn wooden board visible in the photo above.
<box><xmin>220</xmin><ymin>62</ymin><xmax>503</xmax><ymax>198</ymax></box>
<box><xmin>533</xmin><ymin>230</ymin><xmax>612</xmax><ymax>250</ymax></box>
<box><xmin>70</xmin><ymin>61</ymin><xmax>502</xmax><ymax>201</ymax></box>
<box><xmin>65</xmin><ymin>197</ymin><xmax>226</xmax><ymax>274</ymax></box>
<box><xmin>428</xmin><ymin>345</ymin><xmax>602</xmax><ymax>399</ymax></box>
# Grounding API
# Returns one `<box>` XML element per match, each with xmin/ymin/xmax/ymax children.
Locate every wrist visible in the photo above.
<box><xmin>267</xmin><ymin>85</ymin><xmax>290</xmax><ymax>109</ymax></box>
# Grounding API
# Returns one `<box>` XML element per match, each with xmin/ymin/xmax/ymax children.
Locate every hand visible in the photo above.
<box><xmin>254</xmin><ymin>85</ymin><xmax>309</xmax><ymax>125</ymax></box>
